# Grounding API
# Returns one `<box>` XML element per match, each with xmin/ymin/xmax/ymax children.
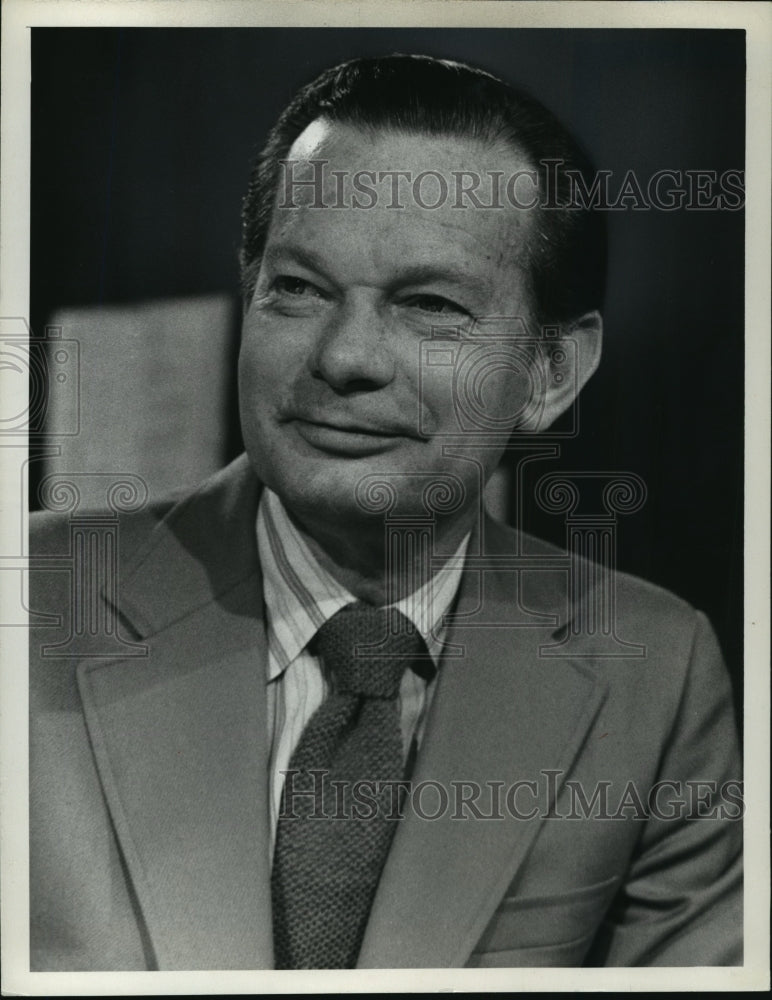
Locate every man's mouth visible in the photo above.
<box><xmin>288</xmin><ymin>416</ymin><xmax>424</xmax><ymax>456</ymax></box>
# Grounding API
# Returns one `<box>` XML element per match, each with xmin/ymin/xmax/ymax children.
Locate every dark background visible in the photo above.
<box><xmin>30</xmin><ymin>28</ymin><xmax>745</xmax><ymax>722</ymax></box>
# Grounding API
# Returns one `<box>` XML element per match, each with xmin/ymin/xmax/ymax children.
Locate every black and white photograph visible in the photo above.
<box><xmin>1</xmin><ymin>0</ymin><xmax>769</xmax><ymax>993</ymax></box>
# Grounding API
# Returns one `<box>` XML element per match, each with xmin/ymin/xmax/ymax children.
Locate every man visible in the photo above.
<box><xmin>29</xmin><ymin>54</ymin><xmax>742</xmax><ymax>970</ymax></box>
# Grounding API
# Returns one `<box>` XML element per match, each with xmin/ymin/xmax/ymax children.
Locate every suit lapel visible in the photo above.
<box><xmin>77</xmin><ymin>456</ymin><xmax>274</xmax><ymax>970</ymax></box>
<box><xmin>358</xmin><ymin>517</ymin><xmax>609</xmax><ymax>968</ymax></box>
<box><xmin>77</xmin><ymin>456</ymin><xmax>608</xmax><ymax>970</ymax></box>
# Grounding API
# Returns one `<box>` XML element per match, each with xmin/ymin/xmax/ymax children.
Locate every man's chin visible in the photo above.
<box><xmin>261</xmin><ymin>457</ymin><xmax>439</xmax><ymax>528</ymax></box>
<box><xmin>271</xmin><ymin>466</ymin><xmax>394</xmax><ymax>522</ymax></box>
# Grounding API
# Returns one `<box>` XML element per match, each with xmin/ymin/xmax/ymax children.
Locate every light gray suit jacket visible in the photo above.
<box><xmin>29</xmin><ymin>454</ymin><xmax>742</xmax><ymax>969</ymax></box>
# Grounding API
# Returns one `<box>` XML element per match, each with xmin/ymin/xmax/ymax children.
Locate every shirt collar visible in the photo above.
<box><xmin>256</xmin><ymin>487</ymin><xmax>469</xmax><ymax>681</ymax></box>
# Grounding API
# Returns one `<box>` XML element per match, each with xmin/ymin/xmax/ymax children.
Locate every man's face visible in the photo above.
<box><xmin>239</xmin><ymin>121</ymin><xmax>541</xmax><ymax>536</ymax></box>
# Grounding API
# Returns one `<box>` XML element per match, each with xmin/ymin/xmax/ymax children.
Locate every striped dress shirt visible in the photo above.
<box><xmin>256</xmin><ymin>486</ymin><xmax>470</xmax><ymax>853</ymax></box>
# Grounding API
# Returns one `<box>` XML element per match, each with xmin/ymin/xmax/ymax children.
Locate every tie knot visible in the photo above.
<box><xmin>315</xmin><ymin>603</ymin><xmax>427</xmax><ymax>699</ymax></box>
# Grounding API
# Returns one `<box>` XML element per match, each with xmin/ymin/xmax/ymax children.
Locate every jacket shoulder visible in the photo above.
<box><xmin>489</xmin><ymin>516</ymin><xmax>709</xmax><ymax>674</ymax></box>
<box><xmin>613</xmin><ymin>564</ymin><xmax>697</xmax><ymax>624</ymax></box>
<box><xmin>30</xmin><ymin>495</ymin><xmax>182</xmax><ymax>555</ymax></box>
<box><xmin>494</xmin><ymin>517</ymin><xmax>697</xmax><ymax>618</ymax></box>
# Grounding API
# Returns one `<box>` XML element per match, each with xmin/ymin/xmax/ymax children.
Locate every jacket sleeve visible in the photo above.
<box><xmin>586</xmin><ymin>610</ymin><xmax>743</xmax><ymax>966</ymax></box>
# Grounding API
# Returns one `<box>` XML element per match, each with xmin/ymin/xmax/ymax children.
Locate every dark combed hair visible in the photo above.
<box><xmin>240</xmin><ymin>54</ymin><xmax>607</xmax><ymax>326</ymax></box>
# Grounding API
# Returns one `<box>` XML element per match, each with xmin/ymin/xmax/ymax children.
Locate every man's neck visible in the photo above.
<box><xmin>284</xmin><ymin>504</ymin><xmax>475</xmax><ymax>606</ymax></box>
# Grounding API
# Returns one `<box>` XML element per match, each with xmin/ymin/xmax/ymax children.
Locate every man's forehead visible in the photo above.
<box><xmin>271</xmin><ymin>118</ymin><xmax>537</xmax><ymax>273</ymax></box>
<box><xmin>285</xmin><ymin>117</ymin><xmax>532</xmax><ymax>179</ymax></box>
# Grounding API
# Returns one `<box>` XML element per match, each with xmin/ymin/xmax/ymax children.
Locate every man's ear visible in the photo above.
<box><xmin>525</xmin><ymin>310</ymin><xmax>603</xmax><ymax>432</ymax></box>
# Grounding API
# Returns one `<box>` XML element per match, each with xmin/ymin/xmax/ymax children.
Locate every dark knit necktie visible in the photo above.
<box><xmin>271</xmin><ymin>602</ymin><xmax>428</xmax><ymax>969</ymax></box>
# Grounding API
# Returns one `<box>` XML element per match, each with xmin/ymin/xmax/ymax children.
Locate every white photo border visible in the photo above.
<box><xmin>1</xmin><ymin>1</ymin><xmax>769</xmax><ymax>994</ymax></box>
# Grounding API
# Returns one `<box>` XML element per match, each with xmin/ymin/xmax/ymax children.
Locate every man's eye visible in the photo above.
<box><xmin>405</xmin><ymin>294</ymin><xmax>468</xmax><ymax>317</ymax></box>
<box><xmin>272</xmin><ymin>276</ymin><xmax>325</xmax><ymax>298</ymax></box>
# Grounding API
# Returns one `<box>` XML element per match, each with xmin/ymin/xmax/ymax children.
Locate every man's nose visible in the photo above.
<box><xmin>310</xmin><ymin>299</ymin><xmax>395</xmax><ymax>392</ymax></box>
